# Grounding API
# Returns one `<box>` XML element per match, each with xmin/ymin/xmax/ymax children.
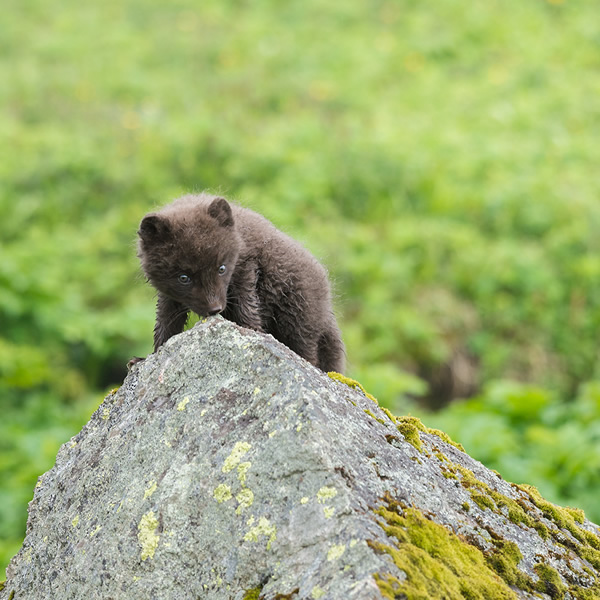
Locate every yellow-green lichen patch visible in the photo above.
<box><xmin>317</xmin><ymin>486</ymin><xmax>338</xmax><ymax>503</ymax></box>
<box><xmin>89</xmin><ymin>525</ymin><xmax>102</xmax><ymax>537</ymax></box>
<box><xmin>176</xmin><ymin>396</ymin><xmax>190</xmax><ymax>411</ymax></box>
<box><xmin>323</xmin><ymin>506</ymin><xmax>335</xmax><ymax>519</ymax></box>
<box><xmin>327</xmin><ymin>543</ymin><xmax>346</xmax><ymax>561</ymax></box>
<box><xmin>102</xmin><ymin>407</ymin><xmax>110</xmax><ymax>420</ymax></box>
<box><xmin>223</xmin><ymin>442</ymin><xmax>252</xmax><ymax>473</ymax></box>
<box><xmin>308</xmin><ymin>478</ymin><xmax>338</xmax><ymax>518</ymax></box>
<box><xmin>244</xmin><ymin>517</ymin><xmax>277</xmax><ymax>550</ymax></box>
<box><xmin>71</xmin><ymin>515</ymin><xmax>80</xmax><ymax>528</ymax></box>
<box><xmin>396</xmin><ymin>417</ymin><xmax>424</xmax><ymax>452</ymax></box>
<box><xmin>237</xmin><ymin>461</ymin><xmax>251</xmax><ymax>485</ymax></box>
<box><xmin>143</xmin><ymin>480</ymin><xmax>157</xmax><ymax>500</ymax></box>
<box><xmin>327</xmin><ymin>372</ymin><xmax>377</xmax><ymax>403</ymax></box>
<box><xmin>213</xmin><ymin>484</ymin><xmax>233</xmax><ymax>503</ymax></box>
<box><xmin>370</xmin><ymin>496</ymin><xmax>520</xmax><ymax>599</ymax></box>
<box><xmin>236</xmin><ymin>488</ymin><xmax>254</xmax><ymax>513</ymax></box>
<box><xmin>310</xmin><ymin>585</ymin><xmax>325</xmax><ymax>599</ymax></box>
<box><xmin>138</xmin><ymin>511</ymin><xmax>160</xmax><ymax>561</ymax></box>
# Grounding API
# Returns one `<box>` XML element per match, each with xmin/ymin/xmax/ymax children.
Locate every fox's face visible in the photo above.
<box><xmin>137</xmin><ymin>197</ymin><xmax>241</xmax><ymax>317</ymax></box>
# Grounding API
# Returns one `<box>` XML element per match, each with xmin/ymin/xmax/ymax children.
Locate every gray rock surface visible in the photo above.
<box><xmin>2</xmin><ymin>317</ymin><xmax>600</xmax><ymax>599</ymax></box>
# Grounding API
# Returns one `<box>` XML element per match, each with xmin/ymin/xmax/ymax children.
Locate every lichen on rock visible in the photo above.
<box><xmin>138</xmin><ymin>511</ymin><xmax>160</xmax><ymax>561</ymax></box>
<box><xmin>1</xmin><ymin>317</ymin><xmax>599</xmax><ymax>600</ymax></box>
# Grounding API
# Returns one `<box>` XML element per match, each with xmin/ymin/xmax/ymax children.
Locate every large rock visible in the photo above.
<box><xmin>2</xmin><ymin>318</ymin><xmax>600</xmax><ymax>600</ymax></box>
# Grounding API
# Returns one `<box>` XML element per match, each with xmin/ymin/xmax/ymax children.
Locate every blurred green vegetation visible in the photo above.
<box><xmin>2</xmin><ymin>0</ymin><xmax>600</xmax><ymax>577</ymax></box>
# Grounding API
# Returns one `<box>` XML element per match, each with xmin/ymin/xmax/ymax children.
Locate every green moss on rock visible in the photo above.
<box><xmin>417</xmin><ymin>466</ymin><xmax>600</xmax><ymax>599</ymax></box>
<box><xmin>397</xmin><ymin>416</ymin><xmax>426</xmax><ymax>432</ymax></box>
<box><xmin>452</xmin><ymin>465</ymin><xmax>539</xmax><ymax>532</ymax></box>
<box><xmin>370</xmin><ymin>494</ymin><xmax>520</xmax><ymax>599</ymax></box>
<box><xmin>441</xmin><ymin>469</ymin><xmax>458</xmax><ymax>480</ymax></box>
<box><xmin>485</xmin><ymin>540</ymin><xmax>532</xmax><ymax>591</ymax></box>
<box><xmin>566</xmin><ymin>507</ymin><xmax>586</xmax><ymax>525</ymax></box>
<box><xmin>519</xmin><ymin>484</ymin><xmax>600</xmax><ymax>568</ymax></box>
<box><xmin>424</xmin><ymin>427</ymin><xmax>465</xmax><ymax>452</ymax></box>
<box><xmin>327</xmin><ymin>372</ymin><xmax>377</xmax><ymax>403</ymax></box>
<box><xmin>326</xmin><ymin>371</ymin><xmax>600</xmax><ymax>599</ymax></box>
<box><xmin>470</xmin><ymin>492</ymin><xmax>496</xmax><ymax>512</ymax></box>
<box><xmin>396</xmin><ymin>418</ymin><xmax>423</xmax><ymax>452</ymax></box>
<box><xmin>327</xmin><ymin>373</ymin><xmax>467</xmax><ymax>453</ymax></box>
<box><xmin>534</xmin><ymin>563</ymin><xmax>567</xmax><ymax>599</ymax></box>
<box><xmin>243</xmin><ymin>586</ymin><xmax>263</xmax><ymax>600</ymax></box>
<box><xmin>363</xmin><ymin>408</ymin><xmax>386</xmax><ymax>425</ymax></box>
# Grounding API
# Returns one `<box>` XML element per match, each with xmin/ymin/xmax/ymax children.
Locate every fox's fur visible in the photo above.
<box><xmin>137</xmin><ymin>193</ymin><xmax>345</xmax><ymax>373</ymax></box>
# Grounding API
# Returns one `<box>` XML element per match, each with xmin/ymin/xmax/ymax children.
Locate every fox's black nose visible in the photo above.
<box><xmin>207</xmin><ymin>305</ymin><xmax>223</xmax><ymax>316</ymax></box>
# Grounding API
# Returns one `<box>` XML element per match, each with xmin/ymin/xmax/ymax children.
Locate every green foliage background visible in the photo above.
<box><xmin>2</xmin><ymin>0</ymin><xmax>600</xmax><ymax>577</ymax></box>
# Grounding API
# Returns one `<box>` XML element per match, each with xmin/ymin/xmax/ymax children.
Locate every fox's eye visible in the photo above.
<box><xmin>218</xmin><ymin>265</ymin><xmax>227</xmax><ymax>275</ymax></box>
<box><xmin>178</xmin><ymin>273</ymin><xmax>192</xmax><ymax>285</ymax></box>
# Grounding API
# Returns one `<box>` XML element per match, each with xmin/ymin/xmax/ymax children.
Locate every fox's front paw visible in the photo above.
<box><xmin>127</xmin><ymin>356</ymin><xmax>145</xmax><ymax>371</ymax></box>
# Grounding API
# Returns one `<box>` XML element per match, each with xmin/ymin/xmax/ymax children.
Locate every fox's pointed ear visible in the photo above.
<box><xmin>138</xmin><ymin>214</ymin><xmax>171</xmax><ymax>242</ymax></box>
<box><xmin>208</xmin><ymin>197</ymin><xmax>234</xmax><ymax>228</ymax></box>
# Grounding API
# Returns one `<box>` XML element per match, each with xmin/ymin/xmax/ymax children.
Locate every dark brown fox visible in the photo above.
<box><xmin>136</xmin><ymin>193</ymin><xmax>345</xmax><ymax>373</ymax></box>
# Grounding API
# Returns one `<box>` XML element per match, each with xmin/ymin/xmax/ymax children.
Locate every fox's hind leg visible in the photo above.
<box><xmin>317</xmin><ymin>326</ymin><xmax>346</xmax><ymax>374</ymax></box>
